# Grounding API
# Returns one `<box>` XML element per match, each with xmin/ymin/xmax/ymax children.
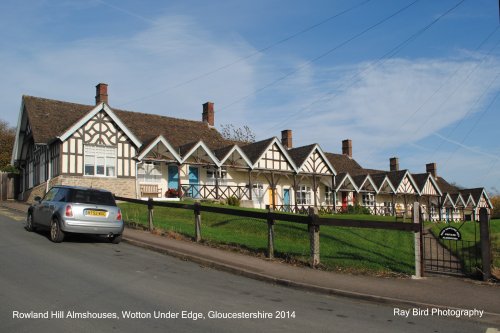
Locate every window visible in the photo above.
<box><xmin>28</xmin><ymin>161</ymin><xmax>33</xmax><ymax>188</ymax></box>
<box><xmin>53</xmin><ymin>188</ymin><xmax>69</xmax><ymax>202</ymax></box>
<box><xmin>297</xmin><ymin>185</ymin><xmax>311</xmax><ymax>205</ymax></box>
<box><xmin>206</xmin><ymin>168</ymin><xmax>227</xmax><ymax>186</ymax></box>
<box><xmin>84</xmin><ymin>145</ymin><xmax>116</xmax><ymax>177</ymax></box>
<box><xmin>138</xmin><ymin>162</ymin><xmax>162</xmax><ymax>183</ymax></box>
<box><xmin>40</xmin><ymin>152</ymin><xmax>46</xmax><ymax>183</ymax></box>
<box><xmin>70</xmin><ymin>189</ymin><xmax>116</xmax><ymax>206</ymax></box>
<box><xmin>252</xmin><ymin>183</ymin><xmax>264</xmax><ymax>201</ymax></box>
<box><xmin>43</xmin><ymin>187</ymin><xmax>59</xmax><ymax>202</ymax></box>
<box><xmin>325</xmin><ymin>186</ymin><xmax>333</xmax><ymax>205</ymax></box>
<box><xmin>362</xmin><ymin>193</ymin><xmax>375</xmax><ymax>206</ymax></box>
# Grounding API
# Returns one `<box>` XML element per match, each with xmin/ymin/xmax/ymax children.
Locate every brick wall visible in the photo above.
<box><xmin>25</xmin><ymin>176</ymin><xmax>137</xmax><ymax>203</ymax></box>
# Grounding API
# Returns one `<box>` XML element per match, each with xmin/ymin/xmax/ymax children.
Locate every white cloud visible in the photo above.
<box><xmin>0</xmin><ymin>15</ymin><xmax>258</xmax><ymax>126</ymax></box>
<box><xmin>255</xmin><ymin>55</ymin><xmax>500</xmax><ymax>153</ymax></box>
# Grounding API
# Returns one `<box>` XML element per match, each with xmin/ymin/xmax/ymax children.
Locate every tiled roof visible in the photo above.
<box><xmin>435</xmin><ymin>177</ymin><xmax>459</xmax><ymax>194</ymax></box>
<box><xmin>177</xmin><ymin>141</ymin><xmax>199</xmax><ymax>157</ymax></box>
<box><xmin>212</xmin><ymin>144</ymin><xmax>236</xmax><ymax>161</ymax></box>
<box><xmin>462</xmin><ymin>188</ymin><xmax>486</xmax><ymax>204</ymax></box>
<box><xmin>288</xmin><ymin>144</ymin><xmax>316</xmax><ymax>168</ymax></box>
<box><xmin>324</xmin><ymin>152</ymin><xmax>364</xmax><ymax>175</ymax></box>
<box><xmin>22</xmin><ymin>95</ymin><xmax>231</xmax><ymax>150</ymax></box>
<box><xmin>23</xmin><ymin>96</ymin><xmax>90</xmax><ymax>144</ymax></box>
<box><xmin>363</xmin><ymin>168</ymin><xmax>386</xmax><ymax>175</ymax></box>
<box><xmin>240</xmin><ymin>138</ymin><xmax>275</xmax><ymax>165</ymax></box>
<box><xmin>411</xmin><ymin>173</ymin><xmax>429</xmax><ymax>192</ymax></box>
<box><xmin>385</xmin><ymin>170</ymin><xmax>409</xmax><ymax>189</ymax></box>
<box><xmin>370</xmin><ymin>173</ymin><xmax>388</xmax><ymax>189</ymax></box>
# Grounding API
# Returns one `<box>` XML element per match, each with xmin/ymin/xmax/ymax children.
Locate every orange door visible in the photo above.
<box><xmin>268</xmin><ymin>188</ymin><xmax>277</xmax><ymax>207</ymax></box>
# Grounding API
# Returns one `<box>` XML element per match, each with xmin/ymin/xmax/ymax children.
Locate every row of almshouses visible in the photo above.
<box><xmin>12</xmin><ymin>85</ymin><xmax>493</xmax><ymax>222</ymax></box>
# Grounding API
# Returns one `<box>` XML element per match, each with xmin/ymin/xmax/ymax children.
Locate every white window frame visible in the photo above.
<box><xmin>252</xmin><ymin>183</ymin><xmax>264</xmax><ymax>201</ymax></box>
<box><xmin>84</xmin><ymin>145</ymin><xmax>117</xmax><ymax>177</ymax></box>
<box><xmin>206</xmin><ymin>168</ymin><xmax>227</xmax><ymax>186</ymax></box>
<box><xmin>362</xmin><ymin>193</ymin><xmax>375</xmax><ymax>206</ymax></box>
<box><xmin>324</xmin><ymin>186</ymin><xmax>333</xmax><ymax>205</ymax></box>
<box><xmin>138</xmin><ymin>162</ymin><xmax>162</xmax><ymax>183</ymax></box>
<box><xmin>297</xmin><ymin>185</ymin><xmax>311</xmax><ymax>205</ymax></box>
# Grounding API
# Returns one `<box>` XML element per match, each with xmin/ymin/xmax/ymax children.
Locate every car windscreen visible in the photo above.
<box><xmin>70</xmin><ymin>189</ymin><xmax>116</xmax><ymax>206</ymax></box>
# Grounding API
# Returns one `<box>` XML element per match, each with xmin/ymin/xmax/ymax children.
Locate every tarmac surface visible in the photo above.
<box><xmin>2</xmin><ymin>200</ymin><xmax>499</xmax><ymax>326</ymax></box>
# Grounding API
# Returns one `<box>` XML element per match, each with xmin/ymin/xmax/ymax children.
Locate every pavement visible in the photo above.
<box><xmin>2</xmin><ymin>200</ymin><xmax>499</xmax><ymax>325</ymax></box>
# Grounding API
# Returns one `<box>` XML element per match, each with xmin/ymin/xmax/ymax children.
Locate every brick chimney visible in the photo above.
<box><xmin>342</xmin><ymin>139</ymin><xmax>352</xmax><ymax>158</ymax></box>
<box><xmin>95</xmin><ymin>83</ymin><xmax>108</xmax><ymax>105</ymax></box>
<box><xmin>281</xmin><ymin>129</ymin><xmax>292</xmax><ymax>149</ymax></box>
<box><xmin>426</xmin><ymin>162</ymin><xmax>437</xmax><ymax>179</ymax></box>
<box><xmin>202</xmin><ymin>102</ymin><xmax>214</xmax><ymax>127</ymax></box>
<box><xmin>390</xmin><ymin>157</ymin><xmax>399</xmax><ymax>172</ymax></box>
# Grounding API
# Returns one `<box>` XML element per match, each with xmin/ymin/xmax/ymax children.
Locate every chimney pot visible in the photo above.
<box><xmin>281</xmin><ymin>129</ymin><xmax>292</xmax><ymax>149</ymax></box>
<box><xmin>202</xmin><ymin>102</ymin><xmax>214</xmax><ymax>127</ymax></box>
<box><xmin>390</xmin><ymin>157</ymin><xmax>399</xmax><ymax>172</ymax></box>
<box><xmin>95</xmin><ymin>83</ymin><xmax>108</xmax><ymax>105</ymax></box>
<box><xmin>426</xmin><ymin>162</ymin><xmax>437</xmax><ymax>179</ymax></box>
<box><xmin>342</xmin><ymin>139</ymin><xmax>352</xmax><ymax>158</ymax></box>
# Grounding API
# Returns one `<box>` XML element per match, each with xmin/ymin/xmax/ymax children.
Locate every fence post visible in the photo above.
<box><xmin>266</xmin><ymin>205</ymin><xmax>275</xmax><ymax>259</ymax></box>
<box><xmin>308</xmin><ymin>207</ymin><xmax>320</xmax><ymax>268</ymax></box>
<box><xmin>147</xmin><ymin>198</ymin><xmax>154</xmax><ymax>231</ymax></box>
<box><xmin>412</xmin><ymin>202</ymin><xmax>423</xmax><ymax>279</ymax></box>
<box><xmin>479</xmin><ymin>208</ymin><xmax>492</xmax><ymax>281</ymax></box>
<box><xmin>194</xmin><ymin>202</ymin><xmax>202</xmax><ymax>242</ymax></box>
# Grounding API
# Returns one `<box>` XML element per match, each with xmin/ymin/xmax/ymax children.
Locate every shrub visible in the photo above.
<box><xmin>346</xmin><ymin>204</ymin><xmax>371</xmax><ymax>215</ymax></box>
<box><xmin>227</xmin><ymin>196</ymin><xmax>240</xmax><ymax>207</ymax></box>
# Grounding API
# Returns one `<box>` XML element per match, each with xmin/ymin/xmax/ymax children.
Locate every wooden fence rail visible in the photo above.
<box><xmin>115</xmin><ymin>196</ymin><xmax>423</xmax><ymax>273</ymax></box>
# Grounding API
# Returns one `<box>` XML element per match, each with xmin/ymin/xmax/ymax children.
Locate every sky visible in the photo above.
<box><xmin>1</xmin><ymin>0</ymin><xmax>500</xmax><ymax>194</ymax></box>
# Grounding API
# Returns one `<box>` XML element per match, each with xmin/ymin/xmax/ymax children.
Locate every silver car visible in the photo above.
<box><xmin>26</xmin><ymin>185</ymin><xmax>124</xmax><ymax>243</ymax></box>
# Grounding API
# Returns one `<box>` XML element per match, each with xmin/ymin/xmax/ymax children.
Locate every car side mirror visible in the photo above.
<box><xmin>34</xmin><ymin>196</ymin><xmax>42</xmax><ymax>203</ymax></box>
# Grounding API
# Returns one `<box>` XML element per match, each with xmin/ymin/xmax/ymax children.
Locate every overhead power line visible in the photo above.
<box><xmin>218</xmin><ymin>0</ymin><xmax>420</xmax><ymax>113</ymax></box>
<box><xmin>116</xmin><ymin>0</ymin><xmax>374</xmax><ymax>108</ymax></box>
<box><xmin>266</xmin><ymin>0</ymin><xmax>464</xmax><ymax>132</ymax></box>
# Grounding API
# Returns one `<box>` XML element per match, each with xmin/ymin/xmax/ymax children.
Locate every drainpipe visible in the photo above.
<box><xmin>135</xmin><ymin>161</ymin><xmax>139</xmax><ymax>199</ymax></box>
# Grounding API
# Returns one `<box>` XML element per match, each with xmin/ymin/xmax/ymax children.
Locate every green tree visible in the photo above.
<box><xmin>0</xmin><ymin>119</ymin><xmax>16</xmax><ymax>171</ymax></box>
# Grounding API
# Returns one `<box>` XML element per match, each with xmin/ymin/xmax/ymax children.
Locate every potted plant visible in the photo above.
<box><xmin>165</xmin><ymin>188</ymin><xmax>179</xmax><ymax>198</ymax></box>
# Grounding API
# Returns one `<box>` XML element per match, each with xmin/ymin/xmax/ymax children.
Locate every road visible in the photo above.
<box><xmin>0</xmin><ymin>207</ymin><xmax>494</xmax><ymax>332</ymax></box>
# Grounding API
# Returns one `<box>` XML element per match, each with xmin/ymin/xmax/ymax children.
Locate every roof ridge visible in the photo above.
<box><xmin>23</xmin><ymin>95</ymin><xmax>209</xmax><ymax>126</ymax></box>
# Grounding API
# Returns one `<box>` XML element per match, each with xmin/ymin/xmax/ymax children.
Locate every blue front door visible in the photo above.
<box><xmin>283</xmin><ymin>189</ymin><xmax>290</xmax><ymax>212</ymax></box>
<box><xmin>168</xmin><ymin>165</ymin><xmax>178</xmax><ymax>190</ymax></box>
<box><xmin>188</xmin><ymin>166</ymin><xmax>199</xmax><ymax>198</ymax></box>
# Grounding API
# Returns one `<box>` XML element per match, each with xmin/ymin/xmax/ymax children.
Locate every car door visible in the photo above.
<box><xmin>35</xmin><ymin>187</ymin><xmax>59</xmax><ymax>227</ymax></box>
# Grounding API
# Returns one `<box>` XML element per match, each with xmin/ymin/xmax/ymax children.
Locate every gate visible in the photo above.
<box><xmin>423</xmin><ymin>234</ymin><xmax>480</xmax><ymax>276</ymax></box>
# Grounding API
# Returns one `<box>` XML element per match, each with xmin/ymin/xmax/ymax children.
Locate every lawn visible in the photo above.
<box><xmin>428</xmin><ymin>219</ymin><xmax>500</xmax><ymax>270</ymax></box>
<box><xmin>119</xmin><ymin>202</ymin><xmax>415</xmax><ymax>275</ymax></box>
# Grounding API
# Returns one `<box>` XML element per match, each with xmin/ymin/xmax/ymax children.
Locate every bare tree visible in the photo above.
<box><xmin>220</xmin><ymin>124</ymin><xmax>256</xmax><ymax>143</ymax></box>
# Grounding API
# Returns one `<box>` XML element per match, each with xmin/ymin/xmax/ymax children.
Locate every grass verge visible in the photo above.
<box><xmin>119</xmin><ymin>202</ymin><xmax>415</xmax><ymax>276</ymax></box>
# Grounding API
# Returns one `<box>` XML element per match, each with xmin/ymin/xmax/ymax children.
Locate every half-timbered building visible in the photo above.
<box><xmin>11</xmin><ymin>83</ymin><xmax>493</xmax><ymax>220</ymax></box>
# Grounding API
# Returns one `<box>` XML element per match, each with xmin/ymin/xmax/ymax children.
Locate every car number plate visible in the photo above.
<box><xmin>86</xmin><ymin>210</ymin><xmax>107</xmax><ymax>217</ymax></box>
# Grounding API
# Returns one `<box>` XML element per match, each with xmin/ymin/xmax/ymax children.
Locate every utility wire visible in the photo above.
<box><xmin>218</xmin><ymin>0</ymin><xmax>420</xmax><ymax>112</ymax></box>
<box><xmin>266</xmin><ymin>0</ymin><xmax>464</xmax><ymax>132</ymax></box>
<box><xmin>442</xmin><ymin>79</ymin><xmax>500</xmax><ymax>164</ymax></box>
<box><xmin>428</xmin><ymin>35</ymin><xmax>500</xmax><ymax>161</ymax></box>
<box><xmin>409</xmin><ymin>37</ymin><xmax>500</xmax><ymax>142</ymax></box>
<box><xmin>116</xmin><ymin>0</ymin><xmax>374</xmax><ymax>108</ymax></box>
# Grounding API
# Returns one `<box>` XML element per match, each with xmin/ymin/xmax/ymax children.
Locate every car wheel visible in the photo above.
<box><xmin>26</xmin><ymin>212</ymin><xmax>36</xmax><ymax>232</ymax></box>
<box><xmin>50</xmin><ymin>218</ymin><xmax>65</xmax><ymax>243</ymax></box>
<box><xmin>110</xmin><ymin>234</ymin><xmax>122</xmax><ymax>244</ymax></box>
